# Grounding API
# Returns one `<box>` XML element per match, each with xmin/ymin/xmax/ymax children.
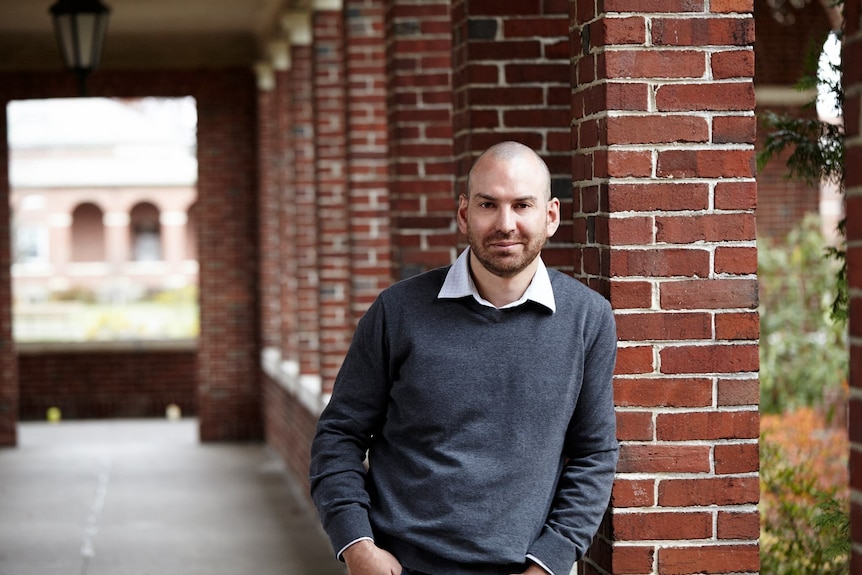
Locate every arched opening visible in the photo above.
<box><xmin>71</xmin><ymin>202</ymin><xmax>105</xmax><ymax>262</ymax></box>
<box><xmin>130</xmin><ymin>201</ymin><xmax>161</xmax><ymax>262</ymax></box>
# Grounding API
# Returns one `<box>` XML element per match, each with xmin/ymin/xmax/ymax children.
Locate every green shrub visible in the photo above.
<box><xmin>758</xmin><ymin>214</ymin><xmax>848</xmax><ymax>414</ymax></box>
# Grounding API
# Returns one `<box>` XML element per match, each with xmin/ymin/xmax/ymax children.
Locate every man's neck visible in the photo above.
<box><xmin>468</xmin><ymin>252</ymin><xmax>538</xmax><ymax>308</ymax></box>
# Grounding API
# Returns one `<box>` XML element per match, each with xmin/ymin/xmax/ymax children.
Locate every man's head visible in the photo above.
<box><xmin>458</xmin><ymin>141</ymin><xmax>560</xmax><ymax>280</ymax></box>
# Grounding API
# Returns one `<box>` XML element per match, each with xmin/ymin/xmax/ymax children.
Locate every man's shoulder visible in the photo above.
<box><xmin>548</xmin><ymin>269</ymin><xmax>611</xmax><ymax>310</ymax></box>
<box><xmin>378</xmin><ymin>265</ymin><xmax>450</xmax><ymax>301</ymax></box>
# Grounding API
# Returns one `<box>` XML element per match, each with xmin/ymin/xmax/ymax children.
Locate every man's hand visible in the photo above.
<box><xmin>342</xmin><ymin>539</ymin><xmax>402</xmax><ymax>575</ymax></box>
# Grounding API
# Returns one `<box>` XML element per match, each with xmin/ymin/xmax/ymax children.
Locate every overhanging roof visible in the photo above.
<box><xmin>0</xmin><ymin>0</ymin><xmax>311</xmax><ymax>71</ymax></box>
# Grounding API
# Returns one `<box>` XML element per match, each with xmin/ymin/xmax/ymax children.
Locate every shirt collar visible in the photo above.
<box><xmin>437</xmin><ymin>248</ymin><xmax>556</xmax><ymax>312</ymax></box>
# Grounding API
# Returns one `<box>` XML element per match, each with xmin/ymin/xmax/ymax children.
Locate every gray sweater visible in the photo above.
<box><xmin>309</xmin><ymin>266</ymin><xmax>619</xmax><ymax>575</ymax></box>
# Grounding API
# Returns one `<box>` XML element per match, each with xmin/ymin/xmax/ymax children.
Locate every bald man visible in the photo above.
<box><xmin>310</xmin><ymin>141</ymin><xmax>618</xmax><ymax>575</ymax></box>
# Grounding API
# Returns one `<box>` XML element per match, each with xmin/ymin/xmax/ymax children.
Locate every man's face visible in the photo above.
<box><xmin>458</xmin><ymin>154</ymin><xmax>560</xmax><ymax>279</ymax></box>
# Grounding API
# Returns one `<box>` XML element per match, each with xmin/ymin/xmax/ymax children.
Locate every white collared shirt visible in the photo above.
<box><xmin>437</xmin><ymin>248</ymin><xmax>556</xmax><ymax>313</ymax></box>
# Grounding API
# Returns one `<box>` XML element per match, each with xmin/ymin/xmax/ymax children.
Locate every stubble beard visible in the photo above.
<box><xmin>467</xmin><ymin>229</ymin><xmax>547</xmax><ymax>279</ymax></box>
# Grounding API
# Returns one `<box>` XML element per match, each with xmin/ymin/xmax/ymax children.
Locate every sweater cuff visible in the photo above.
<box><xmin>527</xmin><ymin>526</ymin><xmax>578</xmax><ymax>575</ymax></box>
<box><xmin>325</xmin><ymin>506</ymin><xmax>375</xmax><ymax>560</ymax></box>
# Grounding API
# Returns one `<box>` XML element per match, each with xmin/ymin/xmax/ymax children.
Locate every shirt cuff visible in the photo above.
<box><xmin>526</xmin><ymin>554</ymin><xmax>555</xmax><ymax>575</ymax></box>
<box><xmin>336</xmin><ymin>536</ymin><xmax>375</xmax><ymax>561</ymax></box>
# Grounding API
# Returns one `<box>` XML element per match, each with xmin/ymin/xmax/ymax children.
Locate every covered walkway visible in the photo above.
<box><xmin>0</xmin><ymin>419</ymin><xmax>344</xmax><ymax>575</ymax></box>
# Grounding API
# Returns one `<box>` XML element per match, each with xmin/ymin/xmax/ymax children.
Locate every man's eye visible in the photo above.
<box><xmin>478</xmin><ymin>202</ymin><xmax>494</xmax><ymax>209</ymax></box>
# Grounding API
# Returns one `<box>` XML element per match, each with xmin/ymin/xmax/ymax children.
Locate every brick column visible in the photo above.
<box><xmin>345</xmin><ymin>0</ymin><xmax>391</xmax><ymax>319</ymax></box>
<box><xmin>273</xmin><ymin>43</ymin><xmax>300</xmax><ymax>371</ymax></box>
<box><xmin>0</xmin><ymin>105</ymin><xmax>16</xmax><ymax>446</ymax></box>
<box><xmin>285</xmin><ymin>12</ymin><xmax>322</xmax><ymax>397</ymax></box>
<box><xmin>450</xmin><ymin>0</ymin><xmax>573</xmax><ymax>270</ymax></box>
<box><xmin>572</xmin><ymin>5</ymin><xmax>760</xmax><ymax>574</ymax></box>
<box><xmin>255</xmin><ymin>61</ymin><xmax>281</xmax><ymax>352</ymax></box>
<box><xmin>386</xmin><ymin>0</ymin><xmax>455</xmax><ymax>277</ymax></box>
<box><xmin>195</xmin><ymin>71</ymin><xmax>262</xmax><ymax>441</ymax></box>
<box><xmin>313</xmin><ymin>1</ymin><xmax>351</xmax><ymax>395</ymax></box>
<box><xmin>843</xmin><ymin>0</ymin><xmax>862</xmax><ymax>570</ymax></box>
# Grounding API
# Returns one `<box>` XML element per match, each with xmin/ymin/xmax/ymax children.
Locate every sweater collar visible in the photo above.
<box><xmin>438</xmin><ymin>248</ymin><xmax>556</xmax><ymax>313</ymax></box>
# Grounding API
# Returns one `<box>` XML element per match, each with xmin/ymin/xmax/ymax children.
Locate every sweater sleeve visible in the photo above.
<box><xmin>527</xmin><ymin>299</ymin><xmax>619</xmax><ymax>575</ymax></box>
<box><xmin>308</xmin><ymin>296</ymin><xmax>391</xmax><ymax>558</ymax></box>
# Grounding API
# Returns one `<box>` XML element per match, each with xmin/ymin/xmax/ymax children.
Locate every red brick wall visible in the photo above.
<box><xmin>346</xmin><ymin>0</ymin><xmax>392</xmax><ymax>319</ymax></box>
<box><xmin>258</xmin><ymin>72</ymin><xmax>282</xmax><ymax>352</ymax></box>
<box><xmin>17</xmin><ymin>345</ymin><xmax>196</xmax><ymax>421</ymax></box>
<box><xmin>572</xmin><ymin>4</ymin><xmax>760</xmax><ymax>573</ymax></box>
<box><xmin>263</xmin><ymin>372</ymin><xmax>319</xmax><ymax>502</ymax></box>
<box><xmin>843</xmin><ymin>0</ymin><xmax>862</xmax><ymax>569</ymax></box>
<box><xmin>451</xmin><ymin>0</ymin><xmax>574</xmax><ymax>270</ymax></box>
<box><xmin>314</xmin><ymin>8</ymin><xmax>352</xmax><ymax>395</ymax></box>
<box><xmin>292</xmin><ymin>42</ymin><xmax>322</xmax><ymax>381</ymax></box>
<box><xmin>386</xmin><ymin>0</ymin><xmax>456</xmax><ymax>277</ymax></box>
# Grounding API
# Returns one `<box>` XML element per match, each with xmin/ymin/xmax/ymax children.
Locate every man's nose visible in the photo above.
<box><xmin>495</xmin><ymin>206</ymin><xmax>516</xmax><ymax>232</ymax></box>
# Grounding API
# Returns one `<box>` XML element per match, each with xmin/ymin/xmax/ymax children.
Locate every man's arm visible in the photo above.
<box><xmin>309</xmin><ymin>298</ymin><xmax>392</xmax><ymax>561</ymax></box>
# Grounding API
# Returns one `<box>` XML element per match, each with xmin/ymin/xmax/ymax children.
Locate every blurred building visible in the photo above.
<box><xmin>9</xmin><ymin>97</ymin><xmax>198</xmax><ymax>305</ymax></box>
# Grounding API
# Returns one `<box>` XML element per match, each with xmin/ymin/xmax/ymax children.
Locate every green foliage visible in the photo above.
<box><xmin>760</xmin><ymin>427</ymin><xmax>849</xmax><ymax>575</ymax></box>
<box><xmin>756</xmin><ymin>29</ymin><xmax>848</xmax><ymax>323</ymax></box>
<box><xmin>758</xmin><ymin>215</ymin><xmax>848</xmax><ymax>414</ymax></box>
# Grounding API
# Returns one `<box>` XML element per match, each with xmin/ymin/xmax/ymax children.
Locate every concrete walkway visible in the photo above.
<box><xmin>0</xmin><ymin>419</ymin><xmax>346</xmax><ymax>575</ymax></box>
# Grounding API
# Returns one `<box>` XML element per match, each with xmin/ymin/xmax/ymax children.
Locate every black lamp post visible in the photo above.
<box><xmin>49</xmin><ymin>0</ymin><xmax>111</xmax><ymax>96</ymax></box>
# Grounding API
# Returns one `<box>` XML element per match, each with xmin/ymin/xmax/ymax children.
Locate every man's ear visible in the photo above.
<box><xmin>457</xmin><ymin>194</ymin><xmax>469</xmax><ymax>235</ymax></box>
<box><xmin>546</xmin><ymin>197</ymin><xmax>561</xmax><ymax>237</ymax></box>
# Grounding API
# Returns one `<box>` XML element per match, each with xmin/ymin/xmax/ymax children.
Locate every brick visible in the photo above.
<box><xmin>714</xmin><ymin>181</ymin><xmax>756</xmax><ymax>210</ymax></box>
<box><xmin>609</xmin><ymin>280</ymin><xmax>653</xmax><ymax>309</ymax></box>
<box><xmin>614</xmin><ymin>377</ymin><xmax>713</xmax><ymax>408</ymax></box>
<box><xmin>610</xmin><ymin>248</ymin><xmax>710</xmax><ymax>278</ymax></box>
<box><xmin>605</xmin><ymin>50</ymin><xmax>706</xmax><ymax>79</ymax></box>
<box><xmin>658</xmin><ymin>544</ymin><xmax>759</xmax><ymax>574</ymax></box>
<box><xmin>615</xmin><ymin>312</ymin><xmax>712</xmax><ymax>341</ymax></box>
<box><xmin>608</xmin><ymin>182</ymin><xmax>710</xmax><ymax>212</ymax></box>
<box><xmin>714</xmin><ymin>246</ymin><xmax>757</xmax><ymax>275</ymax></box>
<box><xmin>605</xmin><ymin>149</ymin><xmax>653</xmax><ymax>177</ymax></box>
<box><xmin>599</xmin><ymin>16</ymin><xmax>646</xmax><ymax>45</ymax></box>
<box><xmin>715</xmin><ymin>442</ymin><xmax>759</xmax><ymax>474</ymax></box>
<box><xmin>656</xmin><ymin>82</ymin><xmax>755</xmax><ymax>112</ymax></box>
<box><xmin>617</xmin><ymin>444</ymin><xmax>711</xmax><ymax>473</ymax></box>
<box><xmin>616</xmin><ymin>410</ymin><xmax>654</xmax><ymax>440</ymax></box>
<box><xmin>717</xmin><ymin>378</ymin><xmax>759</xmax><ymax>408</ymax></box>
<box><xmin>606</xmin><ymin>115</ymin><xmax>709</xmax><ymax>145</ymax></box>
<box><xmin>652</xmin><ymin>18</ymin><xmax>754</xmax><ymax>46</ymax></box>
<box><xmin>656</xmin><ymin>410</ymin><xmax>759</xmax><ymax>441</ymax></box>
<box><xmin>613</xmin><ymin>478</ymin><xmax>656</xmax><ymax>507</ymax></box>
<box><xmin>655</xmin><ymin>213</ymin><xmax>755</xmax><ymax>243</ymax></box>
<box><xmin>658</xmin><ymin>476</ymin><xmax>759</xmax><ymax>506</ymax></box>
<box><xmin>606</xmin><ymin>81</ymin><xmax>651</xmax><ymax>111</ymax></box>
<box><xmin>712</xmin><ymin>114</ymin><xmax>756</xmax><ymax>144</ymax></box>
<box><xmin>608</xmin><ymin>216</ymin><xmax>654</xmax><ymax>246</ymax></box>
<box><xmin>712</xmin><ymin>49</ymin><xmax>754</xmax><ymax>79</ymax></box>
<box><xmin>715</xmin><ymin>312</ymin><xmax>759</xmax><ymax>341</ymax></box>
<box><xmin>615</xmin><ymin>345</ymin><xmax>655</xmax><ymax>374</ymax></box>
<box><xmin>710</xmin><ymin>0</ymin><xmax>754</xmax><ymax>12</ymax></box>
<box><xmin>611</xmin><ymin>545</ymin><xmax>655</xmax><ymax>574</ymax></box>
<box><xmin>603</xmin><ymin>1</ymin><xmax>705</xmax><ymax>14</ymax></box>
<box><xmin>660</xmin><ymin>279</ymin><xmax>758</xmax><ymax>310</ymax></box>
<box><xmin>656</xmin><ymin>149</ymin><xmax>755</xmax><ymax>178</ymax></box>
<box><xmin>660</xmin><ymin>343</ymin><xmax>758</xmax><ymax>375</ymax></box>
<box><xmin>717</xmin><ymin>511</ymin><xmax>760</xmax><ymax>539</ymax></box>
<box><xmin>614</xmin><ymin>511</ymin><xmax>712</xmax><ymax>541</ymax></box>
